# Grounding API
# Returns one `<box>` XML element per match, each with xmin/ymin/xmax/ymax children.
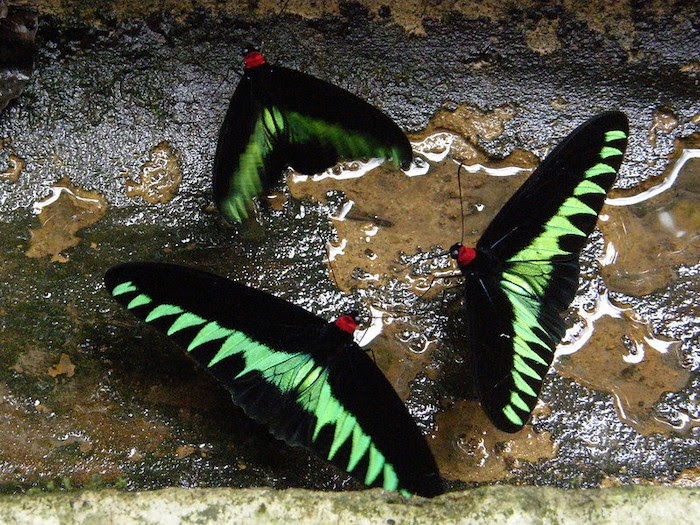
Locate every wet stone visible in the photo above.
<box><xmin>0</xmin><ymin>2</ymin><xmax>698</xmax><ymax>495</ymax></box>
<box><xmin>0</xmin><ymin>4</ymin><xmax>37</xmax><ymax>111</ymax></box>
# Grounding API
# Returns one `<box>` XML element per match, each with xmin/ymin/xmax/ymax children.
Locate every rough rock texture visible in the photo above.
<box><xmin>2</xmin><ymin>486</ymin><xmax>700</xmax><ymax>524</ymax></box>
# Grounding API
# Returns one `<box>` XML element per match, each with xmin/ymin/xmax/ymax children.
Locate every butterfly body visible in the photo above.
<box><xmin>449</xmin><ymin>111</ymin><xmax>629</xmax><ymax>432</ymax></box>
<box><xmin>105</xmin><ymin>263</ymin><xmax>442</xmax><ymax>497</ymax></box>
<box><xmin>213</xmin><ymin>50</ymin><xmax>413</xmax><ymax>222</ymax></box>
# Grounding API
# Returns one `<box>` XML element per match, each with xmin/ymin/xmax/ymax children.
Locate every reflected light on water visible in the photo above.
<box><xmin>606</xmin><ymin>148</ymin><xmax>700</xmax><ymax>206</ymax></box>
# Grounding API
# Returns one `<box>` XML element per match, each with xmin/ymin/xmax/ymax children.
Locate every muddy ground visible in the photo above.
<box><xmin>0</xmin><ymin>0</ymin><xmax>698</xmax><ymax>493</ymax></box>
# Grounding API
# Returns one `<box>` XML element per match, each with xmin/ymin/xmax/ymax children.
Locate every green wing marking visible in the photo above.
<box><xmin>285</xmin><ymin>112</ymin><xmax>407</xmax><ymax>166</ymax></box>
<box><xmin>495</xmin><ymin>126</ymin><xmax>628</xmax><ymax>428</ymax></box>
<box><xmin>220</xmin><ymin>107</ymin><xmax>285</xmax><ymax>222</ymax></box>
<box><xmin>219</xmin><ymin>107</ymin><xmax>408</xmax><ymax>223</ymax></box>
<box><xmin>111</xmin><ymin>280</ymin><xmax>403</xmax><ymax>493</ymax></box>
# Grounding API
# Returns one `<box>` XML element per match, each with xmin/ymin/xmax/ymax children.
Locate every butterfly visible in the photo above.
<box><xmin>105</xmin><ymin>262</ymin><xmax>443</xmax><ymax>497</ymax></box>
<box><xmin>212</xmin><ymin>48</ymin><xmax>413</xmax><ymax>223</ymax></box>
<box><xmin>448</xmin><ymin>111</ymin><xmax>629</xmax><ymax>432</ymax></box>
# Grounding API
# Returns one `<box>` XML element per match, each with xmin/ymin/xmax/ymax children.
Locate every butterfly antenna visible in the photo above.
<box><xmin>212</xmin><ymin>65</ymin><xmax>242</xmax><ymax>102</ymax></box>
<box><xmin>457</xmin><ymin>162</ymin><xmax>466</xmax><ymax>244</ymax></box>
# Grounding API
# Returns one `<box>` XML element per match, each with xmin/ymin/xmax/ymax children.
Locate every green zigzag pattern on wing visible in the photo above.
<box><xmin>495</xmin><ymin>127</ymin><xmax>627</xmax><ymax>427</ymax></box>
<box><xmin>111</xmin><ymin>280</ymin><xmax>402</xmax><ymax>492</ymax></box>
<box><xmin>221</xmin><ymin>107</ymin><xmax>283</xmax><ymax>222</ymax></box>
<box><xmin>284</xmin><ymin>112</ymin><xmax>406</xmax><ymax>167</ymax></box>
<box><xmin>222</xmin><ymin>107</ymin><xmax>408</xmax><ymax>222</ymax></box>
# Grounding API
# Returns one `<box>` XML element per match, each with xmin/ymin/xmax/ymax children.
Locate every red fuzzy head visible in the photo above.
<box><xmin>457</xmin><ymin>246</ymin><xmax>477</xmax><ymax>267</ymax></box>
<box><xmin>449</xmin><ymin>243</ymin><xmax>477</xmax><ymax>268</ymax></box>
<box><xmin>334</xmin><ymin>314</ymin><xmax>358</xmax><ymax>334</ymax></box>
<box><xmin>244</xmin><ymin>51</ymin><xmax>266</xmax><ymax>70</ymax></box>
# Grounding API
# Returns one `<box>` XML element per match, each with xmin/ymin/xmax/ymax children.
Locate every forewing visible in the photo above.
<box><xmin>212</xmin><ymin>78</ymin><xmax>289</xmax><ymax>223</ymax></box>
<box><xmin>269</xmin><ymin>65</ymin><xmax>413</xmax><ymax>174</ymax></box>
<box><xmin>105</xmin><ymin>263</ymin><xmax>441</xmax><ymax>497</ymax></box>
<box><xmin>469</xmin><ymin>112</ymin><xmax>628</xmax><ymax>432</ymax></box>
<box><xmin>479</xmin><ymin>111</ymin><xmax>629</xmax><ymax>266</ymax></box>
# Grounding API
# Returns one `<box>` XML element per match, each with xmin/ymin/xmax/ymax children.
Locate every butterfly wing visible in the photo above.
<box><xmin>212</xmin><ymin>76</ymin><xmax>288</xmax><ymax>223</ymax></box>
<box><xmin>213</xmin><ymin>65</ymin><xmax>413</xmax><ymax>222</ymax></box>
<box><xmin>467</xmin><ymin>111</ymin><xmax>629</xmax><ymax>432</ymax></box>
<box><xmin>105</xmin><ymin>263</ymin><xmax>442</xmax><ymax>497</ymax></box>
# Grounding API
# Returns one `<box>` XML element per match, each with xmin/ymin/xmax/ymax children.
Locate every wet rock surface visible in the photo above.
<box><xmin>0</xmin><ymin>1</ymin><xmax>698</xmax><ymax>494</ymax></box>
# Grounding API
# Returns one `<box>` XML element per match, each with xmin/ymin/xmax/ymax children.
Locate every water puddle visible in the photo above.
<box><xmin>125</xmin><ymin>141</ymin><xmax>182</xmax><ymax>204</ymax></box>
<box><xmin>600</xmin><ymin>136</ymin><xmax>700</xmax><ymax>296</ymax></box>
<box><xmin>25</xmin><ymin>178</ymin><xmax>109</xmax><ymax>262</ymax></box>
<box><xmin>432</xmin><ymin>400</ymin><xmax>557</xmax><ymax>483</ymax></box>
<box><xmin>557</xmin><ymin>290</ymin><xmax>691</xmax><ymax>436</ymax></box>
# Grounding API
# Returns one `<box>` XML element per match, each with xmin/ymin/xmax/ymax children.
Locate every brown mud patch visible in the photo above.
<box><xmin>125</xmin><ymin>141</ymin><xmax>182</xmax><ymax>204</ymax></box>
<box><xmin>525</xmin><ymin>18</ymin><xmax>561</xmax><ymax>55</ymax></box>
<box><xmin>432</xmin><ymin>400</ymin><xmax>557</xmax><ymax>483</ymax></box>
<box><xmin>647</xmin><ymin>106</ymin><xmax>679</xmax><ymax>147</ymax></box>
<box><xmin>25</xmin><ymin>177</ymin><xmax>109</xmax><ymax>262</ymax></box>
<box><xmin>557</xmin><ymin>293</ymin><xmax>691</xmax><ymax>437</ymax></box>
<box><xmin>0</xmin><ymin>138</ymin><xmax>25</xmax><ymax>183</ymax></box>
<box><xmin>47</xmin><ymin>353</ymin><xmax>76</xmax><ymax>378</ymax></box>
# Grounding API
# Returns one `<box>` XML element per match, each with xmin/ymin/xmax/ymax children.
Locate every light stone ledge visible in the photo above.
<box><xmin>0</xmin><ymin>486</ymin><xmax>698</xmax><ymax>525</ymax></box>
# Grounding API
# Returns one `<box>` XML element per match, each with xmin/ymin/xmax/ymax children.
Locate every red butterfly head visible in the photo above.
<box><xmin>334</xmin><ymin>311</ymin><xmax>360</xmax><ymax>334</ymax></box>
<box><xmin>242</xmin><ymin>46</ymin><xmax>266</xmax><ymax>70</ymax></box>
<box><xmin>449</xmin><ymin>242</ymin><xmax>477</xmax><ymax>268</ymax></box>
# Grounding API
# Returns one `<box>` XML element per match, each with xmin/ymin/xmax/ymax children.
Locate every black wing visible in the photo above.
<box><xmin>105</xmin><ymin>262</ymin><xmax>442</xmax><ymax>496</ymax></box>
<box><xmin>213</xmin><ymin>64</ymin><xmax>413</xmax><ymax>222</ymax></box>
<box><xmin>466</xmin><ymin>112</ymin><xmax>629</xmax><ymax>432</ymax></box>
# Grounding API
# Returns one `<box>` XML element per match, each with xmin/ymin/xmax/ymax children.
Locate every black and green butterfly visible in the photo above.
<box><xmin>212</xmin><ymin>49</ymin><xmax>413</xmax><ymax>223</ymax></box>
<box><xmin>105</xmin><ymin>263</ymin><xmax>443</xmax><ymax>497</ymax></box>
<box><xmin>449</xmin><ymin>111</ymin><xmax>629</xmax><ymax>433</ymax></box>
